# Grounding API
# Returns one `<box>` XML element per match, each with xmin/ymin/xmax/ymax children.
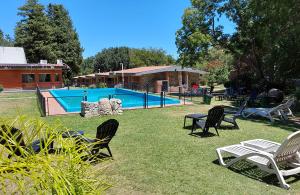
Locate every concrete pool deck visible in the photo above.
<box><xmin>41</xmin><ymin>92</ymin><xmax>69</xmax><ymax>116</ymax></box>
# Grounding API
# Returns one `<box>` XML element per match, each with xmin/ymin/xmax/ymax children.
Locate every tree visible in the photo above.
<box><xmin>129</xmin><ymin>48</ymin><xmax>175</xmax><ymax>67</ymax></box>
<box><xmin>203</xmin><ymin>47</ymin><xmax>233</xmax><ymax>86</ymax></box>
<box><xmin>0</xmin><ymin>30</ymin><xmax>14</xmax><ymax>46</ymax></box>
<box><xmin>176</xmin><ymin>0</ymin><xmax>300</xmax><ymax>88</ymax></box>
<box><xmin>15</xmin><ymin>0</ymin><xmax>55</xmax><ymax>63</ymax></box>
<box><xmin>94</xmin><ymin>47</ymin><xmax>130</xmax><ymax>72</ymax></box>
<box><xmin>81</xmin><ymin>56</ymin><xmax>95</xmax><ymax>75</ymax></box>
<box><xmin>47</xmin><ymin>4</ymin><xmax>83</xmax><ymax>74</ymax></box>
<box><xmin>176</xmin><ymin>0</ymin><xmax>222</xmax><ymax>67</ymax></box>
<box><xmin>92</xmin><ymin>47</ymin><xmax>175</xmax><ymax>73</ymax></box>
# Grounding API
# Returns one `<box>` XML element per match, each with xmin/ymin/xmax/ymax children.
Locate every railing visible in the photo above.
<box><xmin>36</xmin><ymin>87</ymin><xmax>46</xmax><ymax>117</ymax></box>
<box><xmin>45</xmin><ymin>95</ymin><xmax>85</xmax><ymax>116</ymax></box>
<box><xmin>107</xmin><ymin>87</ymin><xmax>168</xmax><ymax>109</ymax></box>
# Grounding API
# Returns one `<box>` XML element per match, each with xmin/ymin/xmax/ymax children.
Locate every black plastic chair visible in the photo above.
<box><xmin>76</xmin><ymin>119</ymin><xmax>119</xmax><ymax>157</ymax></box>
<box><xmin>0</xmin><ymin>125</ymin><xmax>54</xmax><ymax>158</ymax></box>
<box><xmin>192</xmin><ymin>106</ymin><xmax>224</xmax><ymax>136</ymax></box>
<box><xmin>221</xmin><ymin>99</ymin><xmax>248</xmax><ymax>129</ymax></box>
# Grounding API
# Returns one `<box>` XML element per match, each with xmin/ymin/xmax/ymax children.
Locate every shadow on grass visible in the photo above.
<box><xmin>212</xmin><ymin>158</ymin><xmax>300</xmax><ymax>188</ymax></box>
<box><xmin>55</xmin><ymin>148</ymin><xmax>112</xmax><ymax>164</ymax></box>
<box><xmin>189</xmin><ymin>131</ymin><xmax>218</xmax><ymax>138</ymax></box>
<box><xmin>183</xmin><ymin>124</ymin><xmax>239</xmax><ymax>131</ymax></box>
<box><xmin>223</xmin><ymin>100</ymin><xmax>300</xmax><ymax>132</ymax></box>
<box><xmin>237</xmin><ymin>116</ymin><xmax>300</xmax><ymax>133</ymax></box>
<box><xmin>81</xmin><ymin>152</ymin><xmax>112</xmax><ymax>165</ymax></box>
<box><xmin>183</xmin><ymin>126</ymin><xmax>219</xmax><ymax>138</ymax></box>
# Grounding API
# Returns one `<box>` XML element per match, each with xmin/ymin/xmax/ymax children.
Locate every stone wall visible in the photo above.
<box><xmin>81</xmin><ymin>98</ymin><xmax>123</xmax><ymax>117</ymax></box>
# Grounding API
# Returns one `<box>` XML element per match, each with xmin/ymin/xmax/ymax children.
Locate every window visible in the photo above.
<box><xmin>39</xmin><ymin>74</ymin><xmax>51</xmax><ymax>82</ymax></box>
<box><xmin>22</xmin><ymin>74</ymin><xmax>35</xmax><ymax>83</ymax></box>
<box><xmin>54</xmin><ymin>74</ymin><xmax>60</xmax><ymax>82</ymax></box>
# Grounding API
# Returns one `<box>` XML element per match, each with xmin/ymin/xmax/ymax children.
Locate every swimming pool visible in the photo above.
<box><xmin>49</xmin><ymin>88</ymin><xmax>181</xmax><ymax>112</ymax></box>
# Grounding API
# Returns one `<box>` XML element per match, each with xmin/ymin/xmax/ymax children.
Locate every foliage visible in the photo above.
<box><xmin>15</xmin><ymin>0</ymin><xmax>83</xmax><ymax>75</ymax></box>
<box><xmin>294</xmin><ymin>88</ymin><xmax>300</xmax><ymax>101</ymax></box>
<box><xmin>176</xmin><ymin>0</ymin><xmax>300</xmax><ymax>88</ymax></box>
<box><xmin>0</xmin><ymin>30</ymin><xmax>14</xmax><ymax>47</ymax></box>
<box><xmin>176</xmin><ymin>5</ymin><xmax>213</xmax><ymax>67</ymax></box>
<box><xmin>202</xmin><ymin>47</ymin><xmax>233</xmax><ymax>86</ymax></box>
<box><xmin>92</xmin><ymin>47</ymin><xmax>175</xmax><ymax>73</ymax></box>
<box><xmin>0</xmin><ymin>116</ymin><xmax>110</xmax><ymax>194</ymax></box>
<box><xmin>89</xmin><ymin>84</ymin><xmax>96</xmax><ymax>89</ymax></box>
<box><xmin>47</xmin><ymin>4</ymin><xmax>83</xmax><ymax>74</ymax></box>
<box><xmin>81</xmin><ymin>56</ymin><xmax>95</xmax><ymax>75</ymax></box>
<box><xmin>129</xmin><ymin>48</ymin><xmax>175</xmax><ymax>67</ymax></box>
<box><xmin>0</xmin><ymin>85</ymin><xmax>3</xmax><ymax>93</ymax></box>
<box><xmin>221</xmin><ymin>0</ymin><xmax>300</xmax><ymax>85</ymax></box>
<box><xmin>15</xmin><ymin>0</ymin><xmax>56</xmax><ymax>64</ymax></box>
<box><xmin>94</xmin><ymin>47</ymin><xmax>131</xmax><ymax>72</ymax></box>
<box><xmin>96</xmin><ymin>82</ymin><xmax>107</xmax><ymax>88</ymax></box>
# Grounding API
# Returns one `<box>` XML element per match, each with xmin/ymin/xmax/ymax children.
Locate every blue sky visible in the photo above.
<box><xmin>0</xmin><ymin>0</ymin><xmax>235</xmax><ymax>59</ymax></box>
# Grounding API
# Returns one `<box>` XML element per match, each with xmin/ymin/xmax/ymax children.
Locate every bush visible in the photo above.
<box><xmin>294</xmin><ymin>88</ymin><xmax>300</xmax><ymax>100</ymax></box>
<box><xmin>96</xmin><ymin>82</ymin><xmax>107</xmax><ymax>88</ymax></box>
<box><xmin>0</xmin><ymin>116</ymin><xmax>111</xmax><ymax>194</ymax></box>
<box><xmin>0</xmin><ymin>84</ymin><xmax>3</xmax><ymax>93</ymax></box>
<box><xmin>89</xmin><ymin>84</ymin><xmax>96</xmax><ymax>89</ymax></box>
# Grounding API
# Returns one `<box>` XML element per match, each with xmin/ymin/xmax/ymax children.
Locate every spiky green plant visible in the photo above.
<box><xmin>0</xmin><ymin>116</ymin><xmax>111</xmax><ymax>194</ymax></box>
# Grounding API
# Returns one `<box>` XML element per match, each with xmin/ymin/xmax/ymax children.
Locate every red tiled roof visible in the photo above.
<box><xmin>0</xmin><ymin>63</ymin><xmax>63</xmax><ymax>68</ymax></box>
<box><xmin>114</xmin><ymin>66</ymin><xmax>172</xmax><ymax>74</ymax></box>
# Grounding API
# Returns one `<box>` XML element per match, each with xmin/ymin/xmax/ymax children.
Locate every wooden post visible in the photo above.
<box><xmin>178</xmin><ymin>71</ymin><xmax>182</xmax><ymax>86</ymax></box>
<box><xmin>186</xmin><ymin>73</ymin><xmax>189</xmax><ymax>89</ymax></box>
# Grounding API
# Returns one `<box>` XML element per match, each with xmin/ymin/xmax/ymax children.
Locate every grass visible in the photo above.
<box><xmin>0</xmin><ymin>91</ymin><xmax>299</xmax><ymax>194</ymax></box>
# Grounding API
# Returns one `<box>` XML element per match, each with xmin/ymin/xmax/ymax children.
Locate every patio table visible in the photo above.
<box><xmin>184</xmin><ymin>113</ymin><xmax>208</xmax><ymax>128</ymax></box>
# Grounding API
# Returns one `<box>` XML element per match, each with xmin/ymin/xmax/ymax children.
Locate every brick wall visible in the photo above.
<box><xmin>0</xmin><ymin>69</ymin><xmax>63</xmax><ymax>89</ymax></box>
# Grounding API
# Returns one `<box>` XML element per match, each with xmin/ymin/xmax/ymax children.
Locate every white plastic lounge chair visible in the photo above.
<box><xmin>280</xmin><ymin>98</ymin><xmax>295</xmax><ymax>119</ymax></box>
<box><xmin>241</xmin><ymin>139</ymin><xmax>280</xmax><ymax>154</ymax></box>
<box><xmin>242</xmin><ymin>103</ymin><xmax>286</xmax><ymax>123</ymax></box>
<box><xmin>216</xmin><ymin>131</ymin><xmax>300</xmax><ymax>189</ymax></box>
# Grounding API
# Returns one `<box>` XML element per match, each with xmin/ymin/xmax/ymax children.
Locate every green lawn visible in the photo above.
<box><xmin>0</xmin><ymin>92</ymin><xmax>299</xmax><ymax>194</ymax></box>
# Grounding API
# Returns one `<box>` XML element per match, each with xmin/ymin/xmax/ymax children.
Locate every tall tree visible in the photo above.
<box><xmin>0</xmin><ymin>30</ymin><xmax>14</xmax><ymax>46</ymax></box>
<box><xmin>176</xmin><ymin>0</ymin><xmax>300</xmax><ymax>87</ymax></box>
<box><xmin>81</xmin><ymin>56</ymin><xmax>95</xmax><ymax>75</ymax></box>
<box><xmin>47</xmin><ymin>4</ymin><xmax>83</xmax><ymax>74</ymax></box>
<box><xmin>94</xmin><ymin>47</ymin><xmax>130</xmax><ymax>72</ymax></box>
<box><xmin>176</xmin><ymin>0</ymin><xmax>221</xmax><ymax>67</ymax></box>
<box><xmin>15</xmin><ymin>0</ymin><xmax>55</xmax><ymax>63</ymax></box>
<box><xmin>92</xmin><ymin>47</ymin><xmax>175</xmax><ymax>73</ymax></box>
<box><xmin>129</xmin><ymin>48</ymin><xmax>175</xmax><ymax>67</ymax></box>
<box><xmin>202</xmin><ymin>47</ymin><xmax>233</xmax><ymax>85</ymax></box>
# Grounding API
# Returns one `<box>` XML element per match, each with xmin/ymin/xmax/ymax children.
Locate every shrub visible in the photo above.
<box><xmin>89</xmin><ymin>84</ymin><xmax>96</xmax><ymax>89</ymax></box>
<box><xmin>294</xmin><ymin>88</ymin><xmax>300</xmax><ymax>100</ymax></box>
<box><xmin>96</xmin><ymin>83</ymin><xmax>107</xmax><ymax>88</ymax></box>
<box><xmin>0</xmin><ymin>84</ymin><xmax>3</xmax><ymax>93</ymax></box>
<box><xmin>0</xmin><ymin>116</ymin><xmax>111</xmax><ymax>194</ymax></box>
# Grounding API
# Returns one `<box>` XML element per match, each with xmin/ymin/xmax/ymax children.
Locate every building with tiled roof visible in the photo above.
<box><xmin>0</xmin><ymin>47</ymin><xmax>64</xmax><ymax>90</ymax></box>
<box><xmin>74</xmin><ymin>65</ymin><xmax>206</xmax><ymax>93</ymax></box>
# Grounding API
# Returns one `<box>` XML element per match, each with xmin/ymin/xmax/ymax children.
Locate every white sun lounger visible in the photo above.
<box><xmin>241</xmin><ymin>139</ymin><xmax>280</xmax><ymax>154</ymax></box>
<box><xmin>242</xmin><ymin>104</ymin><xmax>286</xmax><ymax>123</ymax></box>
<box><xmin>216</xmin><ymin>131</ymin><xmax>300</xmax><ymax>189</ymax></box>
<box><xmin>281</xmin><ymin>98</ymin><xmax>295</xmax><ymax>119</ymax></box>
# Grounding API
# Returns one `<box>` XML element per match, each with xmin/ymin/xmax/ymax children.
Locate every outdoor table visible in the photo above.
<box><xmin>184</xmin><ymin>113</ymin><xmax>207</xmax><ymax>128</ymax></box>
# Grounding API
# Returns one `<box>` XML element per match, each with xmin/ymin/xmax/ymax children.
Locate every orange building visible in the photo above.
<box><xmin>0</xmin><ymin>64</ymin><xmax>63</xmax><ymax>89</ymax></box>
<box><xmin>0</xmin><ymin>47</ymin><xmax>64</xmax><ymax>90</ymax></box>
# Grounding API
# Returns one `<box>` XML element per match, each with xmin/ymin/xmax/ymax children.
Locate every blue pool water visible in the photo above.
<box><xmin>49</xmin><ymin>88</ymin><xmax>181</xmax><ymax>112</ymax></box>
